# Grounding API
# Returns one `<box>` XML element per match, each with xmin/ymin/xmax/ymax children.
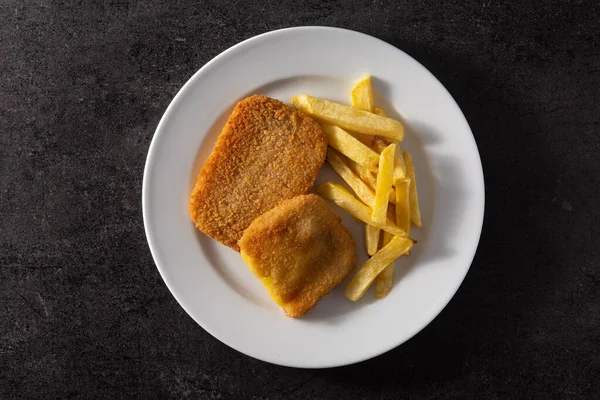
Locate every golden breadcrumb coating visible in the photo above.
<box><xmin>239</xmin><ymin>194</ymin><xmax>356</xmax><ymax>318</ymax></box>
<box><xmin>189</xmin><ymin>95</ymin><xmax>327</xmax><ymax>251</ymax></box>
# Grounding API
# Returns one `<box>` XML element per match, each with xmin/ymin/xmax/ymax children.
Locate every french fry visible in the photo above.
<box><xmin>316</xmin><ymin>182</ymin><xmax>406</xmax><ymax>236</ymax></box>
<box><xmin>374</xmin><ymin>181</ymin><xmax>409</xmax><ymax>299</ymax></box>
<box><xmin>364</xmin><ymin>224</ymin><xmax>380</xmax><ymax>256</ymax></box>
<box><xmin>290</xmin><ymin>94</ymin><xmax>404</xmax><ymax>141</ymax></box>
<box><xmin>326</xmin><ymin>149</ymin><xmax>376</xmax><ymax>208</ymax></box>
<box><xmin>346</xmin><ymin>158</ymin><xmax>377</xmax><ymax>190</ymax></box>
<box><xmin>374</xmin><ymin>231</ymin><xmax>394</xmax><ymax>298</ymax></box>
<box><xmin>345</xmin><ymin>235</ymin><xmax>414</xmax><ymax>301</ymax></box>
<box><xmin>394</xmin><ymin>144</ymin><xmax>407</xmax><ymax>180</ymax></box>
<box><xmin>395</xmin><ymin>179</ymin><xmax>411</xmax><ymax>234</ymax></box>
<box><xmin>374</xmin><ymin>159</ymin><xmax>405</xmax><ymax>298</ymax></box>
<box><xmin>403</xmin><ymin>152</ymin><xmax>422</xmax><ymax>228</ymax></box>
<box><xmin>347</xmin><ymin>158</ymin><xmax>397</xmax><ymax>204</ymax></box>
<box><xmin>372</xmin><ymin>129</ymin><xmax>403</xmax><ymax>298</ymax></box>
<box><xmin>351</xmin><ymin>75</ymin><xmax>375</xmax><ymax>112</ymax></box>
<box><xmin>375</xmin><ymin>179</ymin><xmax>410</xmax><ymax>299</ymax></box>
<box><xmin>323</xmin><ymin>124</ymin><xmax>379</xmax><ymax>171</ymax></box>
<box><xmin>372</xmin><ymin>144</ymin><xmax>395</xmax><ymax>224</ymax></box>
<box><xmin>345</xmin><ymin>151</ymin><xmax>397</xmax><ymax>206</ymax></box>
<box><xmin>395</xmin><ymin>178</ymin><xmax>411</xmax><ymax>256</ymax></box>
<box><xmin>372</xmin><ymin>136</ymin><xmax>406</xmax><ymax>181</ymax></box>
<box><xmin>372</xmin><ymin>105</ymin><xmax>403</xmax><ymax>179</ymax></box>
<box><xmin>343</xmin><ymin>156</ymin><xmax>396</xmax><ymax>205</ymax></box>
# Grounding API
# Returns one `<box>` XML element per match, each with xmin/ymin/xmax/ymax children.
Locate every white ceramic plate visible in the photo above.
<box><xmin>143</xmin><ymin>27</ymin><xmax>484</xmax><ymax>368</ymax></box>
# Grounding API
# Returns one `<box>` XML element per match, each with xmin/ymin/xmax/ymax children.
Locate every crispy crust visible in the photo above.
<box><xmin>189</xmin><ymin>95</ymin><xmax>327</xmax><ymax>251</ymax></box>
<box><xmin>239</xmin><ymin>194</ymin><xmax>356</xmax><ymax>318</ymax></box>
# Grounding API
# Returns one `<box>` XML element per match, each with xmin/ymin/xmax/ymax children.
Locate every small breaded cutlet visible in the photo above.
<box><xmin>189</xmin><ymin>95</ymin><xmax>327</xmax><ymax>251</ymax></box>
<box><xmin>239</xmin><ymin>194</ymin><xmax>356</xmax><ymax>318</ymax></box>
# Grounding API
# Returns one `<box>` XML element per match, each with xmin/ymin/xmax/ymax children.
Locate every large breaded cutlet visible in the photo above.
<box><xmin>190</xmin><ymin>95</ymin><xmax>328</xmax><ymax>251</ymax></box>
<box><xmin>239</xmin><ymin>194</ymin><xmax>356</xmax><ymax>318</ymax></box>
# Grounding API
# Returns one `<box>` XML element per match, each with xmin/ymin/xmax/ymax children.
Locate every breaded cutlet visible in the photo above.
<box><xmin>189</xmin><ymin>95</ymin><xmax>327</xmax><ymax>251</ymax></box>
<box><xmin>239</xmin><ymin>194</ymin><xmax>356</xmax><ymax>318</ymax></box>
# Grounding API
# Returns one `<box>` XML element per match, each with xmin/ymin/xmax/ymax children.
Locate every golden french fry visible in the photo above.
<box><xmin>395</xmin><ymin>178</ymin><xmax>411</xmax><ymax>256</ymax></box>
<box><xmin>394</xmin><ymin>144</ymin><xmax>407</xmax><ymax>180</ymax></box>
<box><xmin>372</xmin><ymin>108</ymin><xmax>406</xmax><ymax>179</ymax></box>
<box><xmin>403</xmin><ymin>152</ymin><xmax>422</xmax><ymax>228</ymax></box>
<box><xmin>316</xmin><ymin>182</ymin><xmax>406</xmax><ymax>236</ymax></box>
<box><xmin>345</xmin><ymin>235</ymin><xmax>414</xmax><ymax>301</ymax></box>
<box><xmin>326</xmin><ymin>149</ymin><xmax>376</xmax><ymax>208</ymax></box>
<box><xmin>364</xmin><ymin>224</ymin><xmax>380</xmax><ymax>256</ymax></box>
<box><xmin>347</xmin><ymin>160</ymin><xmax>396</xmax><ymax>204</ymax></box>
<box><xmin>346</xmin><ymin>158</ymin><xmax>377</xmax><ymax>190</ymax></box>
<box><xmin>372</xmin><ymin>144</ymin><xmax>395</xmax><ymax>224</ymax></box>
<box><xmin>346</xmin><ymin>152</ymin><xmax>397</xmax><ymax>205</ymax></box>
<box><xmin>290</xmin><ymin>94</ymin><xmax>404</xmax><ymax>141</ymax></box>
<box><xmin>372</xmin><ymin>136</ymin><xmax>406</xmax><ymax>180</ymax></box>
<box><xmin>375</xmin><ymin>265</ymin><xmax>393</xmax><ymax>298</ymax></box>
<box><xmin>375</xmin><ymin>175</ymin><xmax>405</xmax><ymax>298</ymax></box>
<box><xmin>323</xmin><ymin>124</ymin><xmax>379</xmax><ymax>171</ymax></box>
<box><xmin>375</xmin><ymin>231</ymin><xmax>394</xmax><ymax>298</ymax></box>
<box><xmin>395</xmin><ymin>179</ymin><xmax>411</xmax><ymax>233</ymax></box>
<box><xmin>340</xmin><ymin>155</ymin><xmax>399</xmax><ymax>207</ymax></box>
<box><xmin>351</xmin><ymin>75</ymin><xmax>375</xmax><ymax>112</ymax></box>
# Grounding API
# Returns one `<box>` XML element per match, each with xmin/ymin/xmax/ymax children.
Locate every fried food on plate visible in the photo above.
<box><xmin>375</xmin><ymin>178</ymin><xmax>412</xmax><ymax>298</ymax></box>
<box><xmin>190</xmin><ymin>95</ymin><xmax>327</xmax><ymax>251</ymax></box>
<box><xmin>345</xmin><ymin>235</ymin><xmax>414</xmax><ymax>301</ymax></box>
<box><xmin>346</xmin><ymin>157</ymin><xmax>378</xmax><ymax>190</ymax></box>
<box><xmin>364</xmin><ymin>224</ymin><xmax>380</xmax><ymax>256</ymax></box>
<box><xmin>394</xmin><ymin>179</ymin><xmax>412</xmax><ymax>234</ymax></box>
<box><xmin>326</xmin><ymin>149</ymin><xmax>376</xmax><ymax>208</ymax></box>
<box><xmin>323</xmin><ymin>124</ymin><xmax>380</xmax><ymax>171</ymax></box>
<box><xmin>395</xmin><ymin>178</ymin><xmax>412</xmax><ymax>256</ymax></box>
<box><xmin>317</xmin><ymin>182</ymin><xmax>406</xmax><ymax>236</ymax></box>
<box><xmin>372</xmin><ymin>143</ymin><xmax>396</xmax><ymax>224</ymax></box>
<box><xmin>372</xmin><ymin>108</ymin><xmax>406</xmax><ymax>181</ymax></box>
<box><xmin>239</xmin><ymin>194</ymin><xmax>356</xmax><ymax>318</ymax></box>
<box><xmin>403</xmin><ymin>152</ymin><xmax>422</xmax><ymax>228</ymax></box>
<box><xmin>329</xmin><ymin>137</ymin><xmax>397</xmax><ymax>205</ymax></box>
<box><xmin>290</xmin><ymin>94</ymin><xmax>404</xmax><ymax>141</ymax></box>
<box><xmin>351</xmin><ymin>75</ymin><xmax>375</xmax><ymax>112</ymax></box>
<box><xmin>372</xmin><ymin>136</ymin><xmax>406</xmax><ymax>181</ymax></box>
<box><xmin>375</xmin><ymin>231</ymin><xmax>394</xmax><ymax>298</ymax></box>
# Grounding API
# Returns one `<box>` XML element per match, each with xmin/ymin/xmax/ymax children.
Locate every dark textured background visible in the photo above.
<box><xmin>1</xmin><ymin>0</ymin><xmax>599</xmax><ymax>398</ymax></box>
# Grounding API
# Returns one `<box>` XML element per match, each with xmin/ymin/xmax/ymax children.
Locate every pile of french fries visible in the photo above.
<box><xmin>290</xmin><ymin>75</ymin><xmax>422</xmax><ymax>301</ymax></box>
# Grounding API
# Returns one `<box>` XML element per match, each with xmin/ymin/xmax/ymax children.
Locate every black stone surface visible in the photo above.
<box><xmin>1</xmin><ymin>1</ymin><xmax>599</xmax><ymax>398</ymax></box>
